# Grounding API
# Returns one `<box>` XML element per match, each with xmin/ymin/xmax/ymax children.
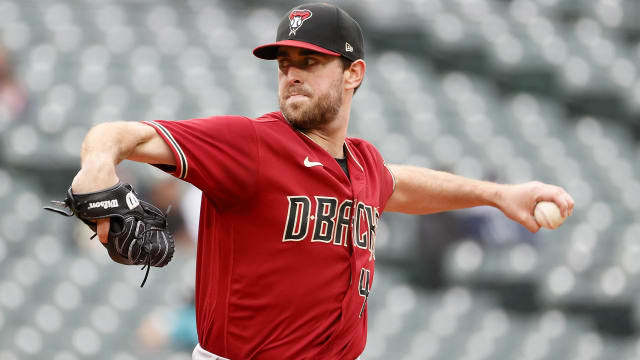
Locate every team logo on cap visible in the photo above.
<box><xmin>289</xmin><ymin>9</ymin><xmax>312</xmax><ymax>36</ymax></box>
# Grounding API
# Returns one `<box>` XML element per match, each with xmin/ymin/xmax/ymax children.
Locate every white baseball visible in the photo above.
<box><xmin>534</xmin><ymin>201</ymin><xmax>566</xmax><ymax>229</ymax></box>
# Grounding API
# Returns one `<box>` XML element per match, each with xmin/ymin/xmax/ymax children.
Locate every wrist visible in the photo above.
<box><xmin>73</xmin><ymin>156</ymin><xmax>119</xmax><ymax>193</ymax></box>
<box><xmin>81</xmin><ymin>150</ymin><xmax>116</xmax><ymax>169</ymax></box>
<box><xmin>483</xmin><ymin>181</ymin><xmax>505</xmax><ymax>210</ymax></box>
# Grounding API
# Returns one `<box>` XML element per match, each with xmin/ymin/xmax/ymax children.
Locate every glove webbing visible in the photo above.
<box><xmin>88</xmin><ymin>205</ymin><xmax>172</xmax><ymax>287</ymax></box>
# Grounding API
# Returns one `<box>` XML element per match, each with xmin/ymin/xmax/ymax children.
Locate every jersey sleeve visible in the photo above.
<box><xmin>380</xmin><ymin>161</ymin><xmax>396</xmax><ymax>209</ymax></box>
<box><xmin>353</xmin><ymin>139</ymin><xmax>396</xmax><ymax>211</ymax></box>
<box><xmin>142</xmin><ymin>116</ymin><xmax>259</xmax><ymax>209</ymax></box>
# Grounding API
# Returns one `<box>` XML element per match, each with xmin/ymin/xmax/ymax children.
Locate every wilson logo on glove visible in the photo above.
<box><xmin>88</xmin><ymin>199</ymin><xmax>119</xmax><ymax>209</ymax></box>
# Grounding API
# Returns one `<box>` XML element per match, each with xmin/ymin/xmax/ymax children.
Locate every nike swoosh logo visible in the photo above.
<box><xmin>304</xmin><ymin>157</ymin><xmax>323</xmax><ymax>168</ymax></box>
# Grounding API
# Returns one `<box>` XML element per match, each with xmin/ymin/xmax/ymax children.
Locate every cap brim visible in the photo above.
<box><xmin>253</xmin><ymin>40</ymin><xmax>341</xmax><ymax>60</ymax></box>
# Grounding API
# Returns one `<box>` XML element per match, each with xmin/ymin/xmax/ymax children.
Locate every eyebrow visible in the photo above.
<box><xmin>276</xmin><ymin>48</ymin><xmax>323</xmax><ymax>58</ymax></box>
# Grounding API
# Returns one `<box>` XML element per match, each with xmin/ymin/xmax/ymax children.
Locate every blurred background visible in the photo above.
<box><xmin>0</xmin><ymin>0</ymin><xmax>639</xmax><ymax>359</ymax></box>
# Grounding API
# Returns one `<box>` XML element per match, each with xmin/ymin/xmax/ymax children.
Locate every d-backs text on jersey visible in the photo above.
<box><xmin>282</xmin><ymin>196</ymin><xmax>378</xmax><ymax>260</ymax></box>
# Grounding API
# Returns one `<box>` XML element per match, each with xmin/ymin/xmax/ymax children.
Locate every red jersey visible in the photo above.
<box><xmin>143</xmin><ymin>111</ymin><xmax>395</xmax><ymax>359</ymax></box>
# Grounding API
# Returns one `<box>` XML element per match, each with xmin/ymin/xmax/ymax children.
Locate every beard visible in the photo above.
<box><xmin>279</xmin><ymin>78</ymin><xmax>343</xmax><ymax>131</ymax></box>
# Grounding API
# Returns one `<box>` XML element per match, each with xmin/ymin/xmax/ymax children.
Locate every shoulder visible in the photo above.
<box><xmin>251</xmin><ymin>111</ymin><xmax>287</xmax><ymax>124</ymax></box>
<box><xmin>346</xmin><ymin>137</ymin><xmax>374</xmax><ymax>148</ymax></box>
<box><xmin>250</xmin><ymin>111</ymin><xmax>296</xmax><ymax>139</ymax></box>
<box><xmin>346</xmin><ymin>137</ymin><xmax>382</xmax><ymax>159</ymax></box>
<box><xmin>180</xmin><ymin>111</ymin><xmax>288</xmax><ymax>130</ymax></box>
<box><xmin>168</xmin><ymin>114</ymin><xmax>266</xmax><ymax>134</ymax></box>
<box><xmin>346</xmin><ymin>137</ymin><xmax>388</xmax><ymax>173</ymax></box>
<box><xmin>157</xmin><ymin>115</ymin><xmax>252</xmax><ymax>129</ymax></box>
<box><xmin>193</xmin><ymin>115</ymin><xmax>251</xmax><ymax>125</ymax></box>
<box><xmin>244</xmin><ymin>111</ymin><xmax>291</xmax><ymax>132</ymax></box>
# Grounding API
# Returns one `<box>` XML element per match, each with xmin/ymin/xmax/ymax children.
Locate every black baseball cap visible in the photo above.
<box><xmin>253</xmin><ymin>3</ymin><xmax>364</xmax><ymax>62</ymax></box>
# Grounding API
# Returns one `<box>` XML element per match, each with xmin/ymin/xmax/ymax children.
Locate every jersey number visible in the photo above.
<box><xmin>358</xmin><ymin>268</ymin><xmax>371</xmax><ymax>318</ymax></box>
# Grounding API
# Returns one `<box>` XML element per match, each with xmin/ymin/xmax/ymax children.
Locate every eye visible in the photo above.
<box><xmin>305</xmin><ymin>57</ymin><xmax>317</xmax><ymax>66</ymax></box>
<box><xmin>278</xmin><ymin>59</ymin><xmax>289</xmax><ymax>69</ymax></box>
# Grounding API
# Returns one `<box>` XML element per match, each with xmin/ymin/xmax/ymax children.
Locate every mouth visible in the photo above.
<box><xmin>288</xmin><ymin>94</ymin><xmax>308</xmax><ymax>100</ymax></box>
<box><xmin>285</xmin><ymin>93</ymin><xmax>312</xmax><ymax>104</ymax></box>
<box><xmin>285</xmin><ymin>87</ymin><xmax>311</xmax><ymax>100</ymax></box>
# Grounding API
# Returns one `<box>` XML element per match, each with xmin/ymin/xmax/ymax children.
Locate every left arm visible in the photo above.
<box><xmin>384</xmin><ymin>164</ymin><xmax>574</xmax><ymax>233</ymax></box>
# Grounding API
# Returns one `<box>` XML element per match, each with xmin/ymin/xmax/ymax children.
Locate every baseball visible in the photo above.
<box><xmin>534</xmin><ymin>201</ymin><xmax>566</xmax><ymax>229</ymax></box>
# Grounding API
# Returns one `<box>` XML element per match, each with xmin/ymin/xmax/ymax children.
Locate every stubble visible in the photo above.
<box><xmin>279</xmin><ymin>77</ymin><xmax>343</xmax><ymax>131</ymax></box>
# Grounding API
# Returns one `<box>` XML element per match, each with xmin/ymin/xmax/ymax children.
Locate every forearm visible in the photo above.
<box><xmin>80</xmin><ymin>122</ymin><xmax>145</xmax><ymax>168</ymax></box>
<box><xmin>73</xmin><ymin>122</ymin><xmax>151</xmax><ymax>192</ymax></box>
<box><xmin>385</xmin><ymin>164</ymin><xmax>502</xmax><ymax>214</ymax></box>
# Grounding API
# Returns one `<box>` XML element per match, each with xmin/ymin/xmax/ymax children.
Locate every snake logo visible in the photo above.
<box><xmin>289</xmin><ymin>9</ymin><xmax>312</xmax><ymax>36</ymax></box>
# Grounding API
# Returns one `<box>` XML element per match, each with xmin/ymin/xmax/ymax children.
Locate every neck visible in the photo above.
<box><xmin>301</xmin><ymin>101</ymin><xmax>351</xmax><ymax>159</ymax></box>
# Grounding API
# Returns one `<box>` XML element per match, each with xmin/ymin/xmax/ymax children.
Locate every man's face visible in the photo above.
<box><xmin>277</xmin><ymin>47</ymin><xmax>345</xmax><ymax>131</ymax></box>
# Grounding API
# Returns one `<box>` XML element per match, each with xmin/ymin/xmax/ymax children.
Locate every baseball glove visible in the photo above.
<box><xmin>44</xmin><ymin>182</ymin><xmax>175</xmax><ymax>287</ymax></box>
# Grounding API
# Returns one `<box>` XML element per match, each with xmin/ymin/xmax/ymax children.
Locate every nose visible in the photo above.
<box><xmin>283</xmin><ymin>66</ymin><xmax>304</xmax><ymax>86</ymax></box>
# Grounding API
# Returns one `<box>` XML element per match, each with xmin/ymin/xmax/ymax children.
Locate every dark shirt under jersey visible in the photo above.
<box><xmin>335</xmin><ymin>157</ymin><xmax>349</xmax><ymax>179</ymax></box>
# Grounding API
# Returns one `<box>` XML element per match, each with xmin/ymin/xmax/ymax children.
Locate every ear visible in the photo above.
<box><xmin>344</xmin><ymin>59</ymin><xmax>366</xmax><ymax>91</ymax></box>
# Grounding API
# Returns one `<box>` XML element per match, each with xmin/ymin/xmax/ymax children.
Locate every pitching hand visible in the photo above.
<box><xmin>496</xmin><ymin>181</ymin><xmax>574</xmax><ymax>233</ymax></box>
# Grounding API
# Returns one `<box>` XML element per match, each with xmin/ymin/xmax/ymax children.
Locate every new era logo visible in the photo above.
<box><xmin>345</xmin><ymin>42</ymin><xmax>353</xmax><ymax>52</ymax></box>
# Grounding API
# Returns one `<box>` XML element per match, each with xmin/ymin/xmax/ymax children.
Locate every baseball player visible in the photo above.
<box><xmin>68</xmin><ymin>3</ymin><xmax>574</xmax><ymax>359</ymax></box>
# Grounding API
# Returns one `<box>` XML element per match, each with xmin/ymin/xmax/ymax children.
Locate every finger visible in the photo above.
<box><xmin>97</xmin><ymin>218</ymin><xmax>110</xmax><ymax>244</ymax></box>
<box><xmin>539</xmin><ymin>194</ymin><xmax>567</xmax><ymax>218</ymax></box>
<box><xmin>567</xmin><ymin>194</ymin><xmax>575</xmax><ymax>216</ymax></box>
<box><xmin>554</xmin><ymin>196</ymin><xmax>569</xmax><ymax>218</ymax></box>
<box><xmin>523</xmin><ymin>214</ymin><xmax>541</xmax><ymax>233</ymax></box>
<box><xmin>560</xmin><ymin>195</ymin><xmax>571</xmax><ymax>218</ymax></box>
<box><xmin>558</xmin><ymin>191</ymin><xmax>575</xmax><ymax>218</ymax></box>
<box><xmin>539</xmin><ymin>186</ymin><xmax>571</xmax><ymax>218</ymax></box>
